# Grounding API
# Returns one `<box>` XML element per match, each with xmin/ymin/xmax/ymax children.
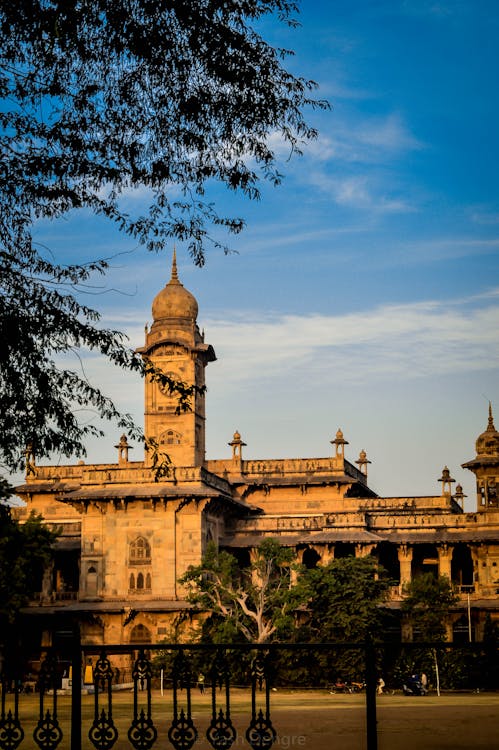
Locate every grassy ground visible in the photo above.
<box><xmin>4</xmin><ymin>689</ymin><xmax>499</xmax><ymax>750</ymax></box>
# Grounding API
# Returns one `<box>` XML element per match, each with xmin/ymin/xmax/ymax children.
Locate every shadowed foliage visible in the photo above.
<box><xmin>0</xmin><ymin>1</ymin><xmax>327</xmax><ymax>469</ymax></box>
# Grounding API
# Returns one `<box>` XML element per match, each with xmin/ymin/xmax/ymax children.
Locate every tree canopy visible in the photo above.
<box><xmin>0</xmin><ymin>480</ymin><xmax>58</xmax><ymax>628</ymax></box>
<box><xmin>401</xmin><ymin>573</ymin><xmax>458</xmax><ymax>642</ymax></box>
<box><xmin>180</xmin><ymin>539</ymin><xmax>304</xmax><ymax>643</ymax></box>
<box><xmin>296</xmin><ymin>555</ymin><xmax>393</xmax><ymax>642</ymax></box>
<box><xmin>0</xmin><ymin>0</ymin><xmax>327</xmax><ymax>470</ymax></box>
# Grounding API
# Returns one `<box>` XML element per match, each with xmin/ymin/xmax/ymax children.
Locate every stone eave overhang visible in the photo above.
<box><xmin>16</xmin><ymin>481</ymin><xmax>79</xmax><ymax>495</ymax></box>
<box><xmin>220</xmin><ymin>529</ymin><xmax>383</xmax><ymax>548</ymax></box>
<box><xmin>57</xmin><ymin>485</ymin><xmax>255</xmax><ymax>514</ymax></box>
<box><xmin>236</xmin><ymin>475</ymin><xmax>377</xmax><ymax>496</ymax></box>
<box><xmin>380</xmin><ymin>528</ymin><xmax>499</xmax><ymax>543</ymax></box>
<box><xmin>462</xmin><ymin>457</ymin><xmax>499</xmax><ymax>469</ymax></box>
<box><xmin>20</xmin><ymin>599</ymin><xmax>192</xmax><ymax>616</ymax></box>
<box><xmin>137</xmin><ymin>337</ymin><xmax>216</xmax><ymax>362</ymax></box>
<box><xmin>54</xmin><ymin>538</ymin><xmax>81</xmax><ymax>551</ymax></box>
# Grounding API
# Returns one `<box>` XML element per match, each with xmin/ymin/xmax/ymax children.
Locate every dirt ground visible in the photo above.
<box><xmin>7</xmin><ymin>689</ymin><xmax>499</xmax><ymax>750</ymax></box>
<box><xmin>264</xmin><ymin>692</ymin><xmax>499</xmax><ymax>750</ymax></box>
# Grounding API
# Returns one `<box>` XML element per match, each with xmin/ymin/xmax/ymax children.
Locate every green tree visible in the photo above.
<box><xmin>290</xmin><ymin>556</ymin><xmax>393</xmax><ymax>685</ymax></box>
<box><xmin>180</xmin><ymin>539</ymin><xmax>304</xmax><ymax>643</ymax></box>
<box><xmin>0</xmin><ymin>1</ymin><xmax>327</xmax><ymax>470</ymax></box>
<box><xmin>0</xmin><ymin>481</ymin><xmax>58</xmax><ymax>629</ymax></box>
<box><xmin>402</xmin><ymin>573</ymin><xmax>459</xmax><ymax>695</ymax></box>
<box><xmin>297</xmin><ymin>556</ymin><xmax>393</xmax><ymax>643</ymax></box>
<box><xmin>402</xmin><ymin>573</ymin><xmax>458</xmax><ymax>642</ymax></box>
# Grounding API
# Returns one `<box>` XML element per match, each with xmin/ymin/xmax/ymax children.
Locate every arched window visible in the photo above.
<box><xmin>137</xmin><ymin>572</ymin><xmax>144</xmax><ymax>589</ymax></box>
<box><xmin>129</xmin><ymin>537</ymin><xmax>151</xmax><ymax>565</ymax></box>
<box><xmin>86</xmin><ymin>565</ymin><xmax>98</xmax><ymax>597</ymax></box>
<box><xmin>129</xmin><ymin>573</ymin><xmax>135</xmax><ymax>590</ymax></box>
<box><xmin>130</xmin><ymin>624</ymin><xmax>151</xmax><ymax>643</ymax></box>
<box><xmin>302</xmin><ymin>547</ymin><xmax>321</xmax><ymax>570</ymax></box>
<box><xmin>146</xmin><ymin>573</ymin><xmax>151</xmax><ymax>589</ymax></box>
<box><xmin>159</xmin><ymin>429</ymin><xmax>182</xmax><ymax>446</ymax></box>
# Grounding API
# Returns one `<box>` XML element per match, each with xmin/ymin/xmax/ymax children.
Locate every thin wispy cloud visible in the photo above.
<box><xmin>201</xmin><ymin>295</ymin><xmax>499</xmax><ymax>389</ymax></box>
<box><xmin>308</xmin><ymin>171</ymin><xmax>414</xmax><ymax>214</ymax></box>
<box><xmin>471</xmin><ymin>210</ymin><xmax>499</xmax><ymax>226</ymax></box>
<box><xmin>303</xmin><ymin>112</ymin><xmax>423</xmax><ymax>166</ymax></box>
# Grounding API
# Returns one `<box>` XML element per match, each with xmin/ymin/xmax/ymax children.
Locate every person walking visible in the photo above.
<box><xmin>198</xmin><ymin>672</ymin><xmax>205</xmax><ymax>694</ymax></box>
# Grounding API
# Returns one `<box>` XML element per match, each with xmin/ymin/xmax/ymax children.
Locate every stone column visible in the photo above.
<box><xmin>438</xmin><ymin>544</ymin><xmax>452</xmax><ymax>580</ymax></box>
<box><xmin>470</xmin><ymin>546</ymin><xmax>480</xmax><ymax>590</ymax></box>
<box><xmin>319</xmin><ymin>545</ymin><xmax>334</xmax><ymax>565</ymax></box>
<box><xmin>41</xmin><ymin>561</ymin><xmax>54</xmax><ymax>603</ymax></box>
<box><xmin>356</xmin><ymin>543</ymin><xmax>375</xmax><ymax>557</ymax></box>
<box><xmin>397</xmin><ymin>544</ymin><xmax>413</xmax><ymax>588</ymax></box>
<box><xmin>290</xmin><ymin>548</ymin><xmax>301</xmax><ymax>585</ymax></box>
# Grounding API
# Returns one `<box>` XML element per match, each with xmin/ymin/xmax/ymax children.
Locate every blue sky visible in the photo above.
<box><xmin>29</xmin><ymin>0</ymin><xmax>499</xmax><ymax>509</ymax></box>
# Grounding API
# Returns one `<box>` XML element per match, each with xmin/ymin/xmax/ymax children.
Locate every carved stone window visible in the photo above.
<box><xmin>159</xmin><ymin>429</ymin><xmax>182</xmax><ymax>446</ymax></box>
<box><xmin>130</xmin><ymin>624</ymin><xmax>152</xmax><ymax>643</ymax></box>
<box><xmin>129</xmin><ymin>536</ymin><xmax>151</xmax><ymax>565</ymax></box>
<box><xmin>130</xmin><ymin>570</ymin><xmax>151</xmax><ymax>593</ymax></box>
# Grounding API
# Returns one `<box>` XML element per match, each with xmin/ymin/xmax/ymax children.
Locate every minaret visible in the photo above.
<box><xmin>462</xmin><ymin>403</ymin><xmax>499</xmax><ymax>511</ymax></box>
<box><xmin>137</xmin><ymin>252</ymin><xmax>216</xmax><ymax>467</ymax></box>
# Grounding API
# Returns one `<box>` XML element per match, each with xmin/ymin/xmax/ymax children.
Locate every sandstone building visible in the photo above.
<box><xmin>15</xmin><ymin>254</ymin><xmax>499</xmax><ymax>645</ymax></box>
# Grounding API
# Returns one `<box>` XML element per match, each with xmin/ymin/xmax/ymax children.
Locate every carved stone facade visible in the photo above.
<box><xmin>14</xmin><ymin>257</ymin><xmax>499</xmax><ymax>646</ymax></box>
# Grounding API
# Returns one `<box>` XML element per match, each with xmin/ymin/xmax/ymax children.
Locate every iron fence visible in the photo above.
<box><xmin>1</xmin><ymin>637</ymin><xmax>498</xmax><ymax>750</ymax></box>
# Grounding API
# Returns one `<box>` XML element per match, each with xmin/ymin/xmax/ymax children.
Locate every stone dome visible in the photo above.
<box><xmin>152</xmin><ymin>251</ymin><xmax>198</xmax><ymax>322</ymax></box>
<box><xmin>476</xmin><ymin>404</ymin><xmax>499</xmax><ymax>457</ymax></box>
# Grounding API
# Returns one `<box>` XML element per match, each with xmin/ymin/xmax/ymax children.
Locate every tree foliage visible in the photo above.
<box><xmin>401</xmin><ymin>573</ymin><xmax>458</xmax><ymax>642</ymax></box>
<box><xmin>0</xmin><ymin>480</ymin><xmax>58</xmax><ymax>626</ymax></box>
<box><xmin>401</xmin><ymin>573</ymin><xmax>460</xmax><ymax>695</ymax></box>
<box><xmin>180</xmin><ymin>539</ymin><xmax>304</xmax><ymax>643</ymax></box>
<box><xmin>296</xmin><ymin>555</ymin><xmax>393</xmax><ymax>642</ymax></box>
<box><xmin>0</xmin><ymin>249</ymin><xmax>197</xmax><ymax>470</ymax></box>
<box><xmin>0</xmin><ymin>1</ymin><xmax>327</xmax><ymax>470</ymax></box>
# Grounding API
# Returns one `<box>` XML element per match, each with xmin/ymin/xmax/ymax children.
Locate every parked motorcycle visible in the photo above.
<box><xmin>402</xmin><ymin>675</ymin><xmax>427</xmax><ymax>696</ymax></box>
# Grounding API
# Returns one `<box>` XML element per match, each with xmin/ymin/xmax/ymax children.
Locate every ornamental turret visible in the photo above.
<box><xmin>462</xmin><ymin>403</ymin><xmax>499</xmax><ymax>511</ymax></box>
<box><xmin>137</xmin><ymin>251</ymin><xmax>216</xmax><ymax>467</ymax></box>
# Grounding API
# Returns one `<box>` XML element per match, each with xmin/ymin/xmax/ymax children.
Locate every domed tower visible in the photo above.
<box><xmin>462</xmin><ymin>404</ymin><xmax>499</xmax><ymax>511</ymax></box>
<box><xmin>137</xmin><ymin>251</ymin><xmax>216</xmax><ymax>467</ymax></box>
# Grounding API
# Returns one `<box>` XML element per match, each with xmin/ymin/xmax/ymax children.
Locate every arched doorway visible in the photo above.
<box><xmin>411</xmin><ymin>544</ymin><xmax>439</xmax><ymax>578</ymax></box>
<box><xmin>375</xmin><ymin>542</ymin><xmax>400</xmax><ymax>584</ymax></box>
<box><xmin>86</xmin><ymin>565</ymin><xmax>98</xmax><ymax>597</ymax></box>
<box><xmin>334</xmin><ymin>542</ymin><xmax>355</xmax><ymax>559</ymax></box>
<box><xmin>302</xmin><ymin>547</ymin><xmax>321</xmax><ymax>569</ymax></box>
<box><xmin>130</xmin><ymin>624</ymin><xmax>152</xmax><ymax>643</ymax></box>
<box><xmin>451</xmin><ymin>544</ymin><xmax>474</xmax><ymax>590</ymax></box>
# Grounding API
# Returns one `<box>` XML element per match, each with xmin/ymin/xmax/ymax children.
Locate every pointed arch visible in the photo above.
<box><xmin>130</xmin><ymin>624</ymin><xmax>151</xmax><ymax>644</ymax></box>
<box><xmin>159</xmin><ymin>429</ymin><xmax>182</xmax><ymax>446</ymax></box>
<box><xmin>129</xmin><ymin>536</ymin><xmax>151</xmax><ymax>564</ymax></box>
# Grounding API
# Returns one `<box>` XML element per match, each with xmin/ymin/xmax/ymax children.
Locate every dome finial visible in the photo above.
<box><xmin>488</xmin><ymin>401</ymin><xmax>495</xmax><ymax>431</ymax></box>
<box><xmin>171</xmin><ymin>246</ymin><xmax>179</xmax><ymax>283</ymax></box>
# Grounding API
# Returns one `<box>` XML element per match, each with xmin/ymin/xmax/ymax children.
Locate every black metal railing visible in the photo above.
<box><xmin>1</xmin><ymin>637</ymin><xmax>498</xmax><ymax>750</ymax></box>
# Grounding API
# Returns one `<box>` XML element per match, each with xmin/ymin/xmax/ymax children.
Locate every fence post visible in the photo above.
<box><xmin>71</xmin><ymin>622</ymin><xmax>82</xmax><ymax>750</ymax></box>
<box><xmin>365</xmin><ymin>636</ymin><xmax>378</xmax><ymax>750</ymax></box>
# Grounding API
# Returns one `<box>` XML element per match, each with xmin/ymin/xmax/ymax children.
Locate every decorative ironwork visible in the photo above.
<box><xmin>0</xmin><ymin>709</ymin><xmax>24</xmax><ymax>750</ymax></box>
<box><xmin>206</xmin><ymin>650</ymin><xmax>236</xmax><ymax>750</ymax></box>
<box><xmin>0</xmin><ymin>674</ymin><xmax>24</xmax><ymax>750</ymax></box>
<box><xmin>33</xmin><ymin>651</ymin><xmax>62</xmax><ymax>750</ymax></box>
<box><xmin>0</xmin><ymin>645</ymin><xmax>24</xmax><ymax>750</ymax></box>
<box><xmin>0</xmin><ymin>646</ymin><xmax>24</xmax><ymax>750</ymax></box>
<box><xmin>127</xmin><ymin>649</ymin><xmax>157</xmax><ymax>750</ymax></box>
<box><xmin>88</xmin><ymin>651</ymin><xmax>118</xmax><ymax>750</ymax></box>
<box><xmin>168</xmin><ymin>649</ymin><xmax>198</xmax><ymax>750</ymax></box>
<box><xmin>245</xmin><ymin>652</ymin><xmax>276</xmax><ymax>750</ymax></box>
